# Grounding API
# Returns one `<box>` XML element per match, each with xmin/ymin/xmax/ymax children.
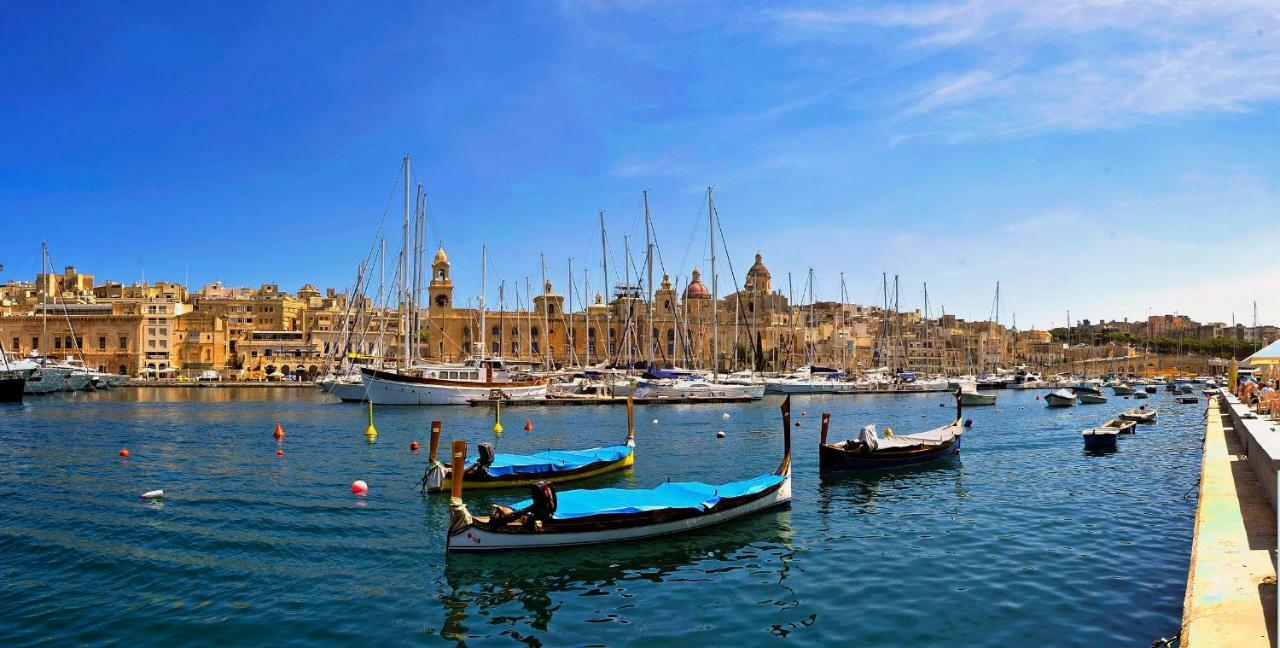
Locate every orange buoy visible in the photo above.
<box><xmin>351</xmin><ymin>480</ymin><xmax>368</xmax><ymax>495</ymax></box>
<box><xmin>119</xmin><ymin>448</ymin><xmax>130</xmax><ymax>458</ymax></box>
<box><xmin>273</xmin><ymin>423</ymin><xmax>285</xmax><ymax>440</ymax></box>
<box><xmin>410</xmin><ymin>440</ymin><xmax>420</xmax><ymax>452</ymax></box>
<box><xmin>277</xmin><ymin>448</ymin><xmax>284</xmax><ymax>457</ymax></box>
<box><xmin>524</xmin><ymin>419</ymin><xmax>533</xmax><ymax>432</ymax></box>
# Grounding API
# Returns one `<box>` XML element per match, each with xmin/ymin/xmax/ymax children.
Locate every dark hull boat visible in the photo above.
<box><xmin>422</xmin><ymin>400</ymin><xmax>636</xmax><ymax>493</ymax></box>
<box><xmin>444</xmin><ymin>398</ymin><xmax>793</xmax><ymax>552</ymax></box>
<box><xmin>817</xmin><ymin>391</ymin><xmax>964</xmax><ymax>475</ymax></box>
<box><xmin>1082</xmin><ymin>428</ymin><xmax>1117</xmax><ymax>450</ymax></box>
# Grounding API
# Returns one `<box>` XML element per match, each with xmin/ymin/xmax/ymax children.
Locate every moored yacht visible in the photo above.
<box><xmin>361</xmin><ymin>357</ymin><xmax>548</xmax><ymax>405</ymax></box>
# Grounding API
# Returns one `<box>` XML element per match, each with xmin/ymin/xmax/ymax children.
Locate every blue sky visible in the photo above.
<box><xmin>3</xmin><ymin>1</ymin><xmax>1277</xmax><ymax>330</ymax></box>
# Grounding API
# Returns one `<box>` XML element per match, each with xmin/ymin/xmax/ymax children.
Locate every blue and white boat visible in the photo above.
<box><xmin>444</xmin><ymin>398</ymin><xmax>794</xmax><ymax>552</ymax></box>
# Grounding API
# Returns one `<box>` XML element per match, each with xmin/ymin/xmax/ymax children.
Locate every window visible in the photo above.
<box><xmin>491</xmin><ymin>341</ymin><xmax>500</xmax><ymax>354</ymax></box>
<box><xmin>532</xmin><ymin>341</ymin><xmax>540</xmax><ymax>354</ymax></box>
<box><xmin>119</xmin><ymin>336</ymin><xmax>128</xmax><ymax>349</ymax></box>
<box><xmin>264</xmin><ymin>349</ymin><xmax>272</xmax><ymax>357</ymax></box>
<box><xmin>491</xmin><ymin>326</ymin><xmax>499</xmax><ymax>337</ymax></box>
<box><xmin>147</xmin><ymin>340</ymin><xmax>155</xmax><ymax>349</ymax></box>
<box><xmin>119</xmin><ymin>365</ymin><xmax>127</xmax><ymax>375</ymax></box>
<box><xmin>55</xmin><ymin>337</ymin><xmax>62</xmax><ymax>349</ymax></box>
<box><xmin>98</xmin><ymin>336</ymin><xmax>106</xmax><ymax>350</ymax></box>
<box><xmin>75</xmin><ymin>337</ymin><xmax>82</xmax><ymax>350</ymax></box>
<box><xmin>148</xmin><ymin>328</ymin><xmax>155</xmax><ymax>336</ymax></box>
<box><xmin>11</xmin><ymin>337</ymin><xmax>17</xmax><ymax>351</ymax></box>
<box><xmin>32</xmin><ymin>336</ymin><xmax>39</xmax><ymax>350</ymax></box>
<box><xmin>511</xmin><ymin>341</ymin><xmax>519</xmax><ymax>354</ymax></box>
<box><xmin>531</xmin><ymin>326</ymin><xmax>539</xmax><ymax>338</ymax></box>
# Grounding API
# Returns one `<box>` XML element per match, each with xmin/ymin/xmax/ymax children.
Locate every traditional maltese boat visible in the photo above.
<box><xmin>817</xmin><ymin>390</ymin><xmax>965</xmax><ymax>475</ymax></box>
<box><xmin>444</xmin><ymin>398</ymin><xmax>794</xmax><ymax>552</ymax></box>
<box><xmin>421</xmin><ymin>400</ymin><xmax>637</xmax><ymax>493</ymax></box>
<box><xmin>1045</xmin><ymin>389</ymin><xmax>1077</xmax><ymax>407</ymax></box>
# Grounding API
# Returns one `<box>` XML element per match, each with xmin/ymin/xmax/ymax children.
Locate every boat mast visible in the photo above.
<box><xmin>807</xmin><ymin>268</ymin><xmax>815</xmax><ymax>367</ymax></box>
<box><xmin>708</xmin><ymin>186</ymin><xmax>718</xmax><ymax>379</ymax></box>
<box><xmin>567</xmin><ymin>257</ymin><xmax>576</xmax><ymax>367</ymax></box>
<box><xmin>499</xmin><ymin>280</ymin><xmax>506</xmax><ymax>358</ymax></box>
<box><xmin>644</xmin><ymin>191</ymin><xmax>654</xmax><ymax>368</ymax></box>
<box><xmin>787</xmin><ymin>272</ymin><xmax>795</xmax><ymax>371</ymax></box>
<box><xmin>623</xmin><ymin>236</ymin><xmax>632</xmax><ymax>368</ymax></box>
<box><xmin>540</xmin><ymin>254</ymin><xmax>550</xmax><ymax>369</ymax></box>
<box><xmin>401</xmin><ymin>155</ymin><xmax>411</xmax><ymax>369</ymax></box>
<box><xmin>583</xmin><ymin>268</ymin><xmax>591</xmax><ymax>366</ymax></box>
<box><xmin>479</xmin><ymin>245</ymin><xmax>487</xmax><ymax>360</ymax></box>
<box><xmin>599</xmin><ymin>210</ymin><xmax>609</xmax><ymax>366</ymax></box>
<box><xmin>40</xmin><ymin>241</ymin><xmax>47</xmax><ymax>365</ymax></box>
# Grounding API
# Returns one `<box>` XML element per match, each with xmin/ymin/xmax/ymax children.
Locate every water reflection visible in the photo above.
<box><xmin>438</xmin><ymin>512</ymin><xmax>794</xmax><ymax>642</ymax></box>
<box><xmin>816</xmin><ymin>460</ymin><xmax>966</xmax><ymax>513</ymax></box>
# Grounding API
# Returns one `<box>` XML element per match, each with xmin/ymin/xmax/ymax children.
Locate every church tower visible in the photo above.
<box><xmin>428</xmin><ymin>247</ymin><xmax>454</xmax><ymax>315</ymax></box>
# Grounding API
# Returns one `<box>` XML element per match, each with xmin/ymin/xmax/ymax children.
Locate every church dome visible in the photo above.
<box><xmin>684</xmin><ymin>269</ymin><xmax>711</xmax><ymax>299</ymax></box>
<box><xmin>747</xmin><ymin>252</ymin><xmax>769</xmax><ymax>277</ymax></box>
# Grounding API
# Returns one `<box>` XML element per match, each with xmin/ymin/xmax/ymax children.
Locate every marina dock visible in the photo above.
<box><xmin>1181</xmin><ymin>394</ymin><xmax>1277</xmax><ymax>647</ymax></box>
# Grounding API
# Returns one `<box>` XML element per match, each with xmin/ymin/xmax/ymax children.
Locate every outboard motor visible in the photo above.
<box><xmin>475</xmin><ymin>443</ymin><xmax>496</xmax><ymax>473</ymax></box>
<box><xmin>527</xmin><ymin>481</ymin><xmax>558</xmax><ymax>523</ymax></box>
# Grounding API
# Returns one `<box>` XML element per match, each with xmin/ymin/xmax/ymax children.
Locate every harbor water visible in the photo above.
<box><xmin>0</xmin><ymin>387</ymin><xmax>1202</xmax><ymax>645</ymax></box>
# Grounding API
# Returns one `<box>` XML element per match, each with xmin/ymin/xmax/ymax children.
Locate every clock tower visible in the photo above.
<box><xmin>428</xmin><ymin>247</ymin><xmax>453</xmax><ymax>315</ymax></box>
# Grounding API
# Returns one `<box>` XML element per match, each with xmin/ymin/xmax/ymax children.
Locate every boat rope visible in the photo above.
<box><xmin>1150</xmin><ymin>632</ymin><xmax>1179</xmax><ymax>647</ymax></box>
<box><xmin>1181</xmin><ymin>476</ymin><xmax>1200</xmax><ymax>500</ymax></box>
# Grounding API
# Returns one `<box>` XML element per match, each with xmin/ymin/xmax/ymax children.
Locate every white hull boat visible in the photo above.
<box><xmin>361</xmin><ymin>365</ymin><xmax>547</xmax><ymax>405</ymax></box>
<box><xmin>635</xmin><ymin>379</ymin><xmax>764</xmax><ymax>399</ymax></box>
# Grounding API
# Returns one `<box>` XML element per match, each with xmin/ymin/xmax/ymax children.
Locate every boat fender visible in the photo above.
<box><xmin>883</xmin><ymin>427</ymin><xmax>893</xmax><ymax>437</ymax></box>
<box><xmin>528</xmin><ymin>481</ymin><xmax>557</xmax><ymax>524</ymax></box>
<box><xmin>964</xmin><ymin>418</ymin><xmax>974</xmax><ymax>428</ymax></box>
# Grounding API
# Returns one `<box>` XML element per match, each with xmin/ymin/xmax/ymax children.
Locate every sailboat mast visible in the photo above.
<box><xmin>401</xmin><ymin>155</ymin><xmax>411</xmax><ymax>368</ymax></box>
<box><xmin>540</xmin><ymin>253</ymin><xmax>550</xmax><ymax>369</ymax></box>
<box><xmin>624</xmin><ymin>236</ymin><xmax>632</xmax><ymax>368</ymax></box>
<box><xmin>479</xmin><ymin>245</ymin><xmax>487</xmax><ymax>360</ymax></box>
<box><xmin>599</xmin><ymin>210</ymin><xmax>609</xmax><ymax>365</ymax></box>
<box><xmin>644</xmin><ymin>191</ymin><xmax>654</xmax><ymax>368</ymax></box>
<box><xmin>708</xmin><ymin>186</ymin><xmax>718</xmax><ymax>379</ymax></box>
<box><xmin>807</xmin><ymin>268</ymin><xmax>815</xmax><ymax>366</ymax></box>
<box><xmin>567</xmin><ymin>257</ymin><xmax>575</xmax><ymax>367</ymax></box>
<box><xmin>41</xmin><ymin>241</ymin><xmax>47</xmax><ymax>364</ymax></box>
<box><xmin>787</xmin><ymin>273</ymin><xmax>795</xmax><ymax>370</ymax></box>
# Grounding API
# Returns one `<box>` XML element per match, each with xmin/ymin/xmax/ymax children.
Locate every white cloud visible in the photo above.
<box><xmin>773</xmin><ymin>0</ymin><xmax>1280</xmax><ymax>138</ymax></box>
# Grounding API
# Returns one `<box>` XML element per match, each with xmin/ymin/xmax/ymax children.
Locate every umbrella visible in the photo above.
<box><xmin>1244</xmin><ymin>339</ymin><xmax>1280</xmax><ymax>366</ymax></box>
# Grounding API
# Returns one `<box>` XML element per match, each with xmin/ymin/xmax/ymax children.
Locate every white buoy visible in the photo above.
<box><xmin>652</xmin><ymin>419</ymin><xmax>658</xmax><ymax>424</ymax></box>
<box><xmin>717</xmin><ymin>431</ymin><xmax>726</xmax><ymax>438</ymax></box>
<box><xmin>140</xmin><ymin>490</ymin><xmax>164</xmax><ymax>500</ymax></box>
<box><xmin>721</xmin><ymin>413</ymin><xmax>730</xmax><ymax>420</ymax></box>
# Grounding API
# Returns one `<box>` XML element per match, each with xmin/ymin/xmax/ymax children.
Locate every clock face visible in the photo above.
<box><xmin>435</xmin><ymin>293</ymin><xmax>448</xmax><ymax>307</ymax></box>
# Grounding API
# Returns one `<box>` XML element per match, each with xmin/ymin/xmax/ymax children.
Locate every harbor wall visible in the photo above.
<box><xmin>1221</xmin><ymin>391</ymin><xmax>1280</xmax><ymax>511</ymax></box>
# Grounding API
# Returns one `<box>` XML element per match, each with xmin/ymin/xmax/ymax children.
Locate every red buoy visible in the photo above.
<box><xmin>273</xmin><ymin>423</ymin><xmax>285</xmax><ymax>441</ymax></box>
<box><xmin>351</xmin><ymin>480</ymin><xmax>368</xmax><ymax>495</ymax></box>
<box><xmin>410</xmin><ymin>440</ymin><xmax>420</xmax><ymax>452</ymax></box>
<box><xmin>277</xmin><ymin>448</ymin><xmax>284</xmax><ymax>457</ymax></box>
<box><xmin>119</xmin><ymin>448</ymin><xmax>130</xmax><ymax>458</ymax></box>
<box><xmin>524</xmin><ymin>419</ymin><xmax>533</xmax><ymax>432</ymax></box>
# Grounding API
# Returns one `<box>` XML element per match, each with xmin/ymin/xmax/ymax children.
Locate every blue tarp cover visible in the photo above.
<box><xmin>507</xmin><ymin>473</ymin><xmax>784</xmax><ymax>520</ymax></box>
<box><xmin>466</xmin><ymin>445</ymin><xmax>632</xmax><ymax>477</ymax></box>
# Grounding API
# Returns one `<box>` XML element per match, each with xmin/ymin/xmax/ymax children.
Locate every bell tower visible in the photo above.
<box><xmin>428</xmin><ymin>247</ymin><xmax>453</xmax><ymax>314</ymax></box>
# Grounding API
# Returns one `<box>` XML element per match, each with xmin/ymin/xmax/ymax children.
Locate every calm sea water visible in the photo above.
<box><xmin>0</xmin><ymin>386</ymin><xmax>1201</xmax><ymax>646</ymax></box>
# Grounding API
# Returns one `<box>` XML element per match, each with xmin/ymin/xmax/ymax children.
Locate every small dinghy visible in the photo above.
<box><xmin>1079</xmin><ymin>393</ymin><xmax>1108</xmax><ymax>404</ymax></box>
<box><xmin>1176</xmin><ymin>395</ymin><xmax>1199</xmax><ymax>404</ymax></box>
<box><xmin>818</xmin><ymin>390</ymin><xmax>964</xmax><ymax>475</ymax></box>
<box><xmin>1045</xmin><ymin>389</ymin><xmax>1077</xmax><ymax>407</ymax></box>
<box><xmin>444</xmin><ymin>399</ymin><xmax>793</xmax><ymax>552</ymax></box>
<box><xmin>1089</xmin><ymin>417</ymin><xmax>1137</xmax><ymax>439</ymax></box>
<box><xmin>1132</xmin><ymin>390</ymin><xmax>1149</xmax><ymax>399</ymax></box>
<box><xmin>958</xmin><ymin>382</ymin><xmax>996</xmax><ymax>406</ymax></box>
<box><xmin>1119</xmin><ymin>406</ymin><xmax>1157</xmax><ymax>423</ymax></box>
<box><xmin>422</xmin><ymin>399</ymin><xmax>636</xmax><ymax>493</ymax></box>
<box><xmin>1082</xmin><ymin>427</ymin><xmax>1118</xmax><ymax>450</ymax></box>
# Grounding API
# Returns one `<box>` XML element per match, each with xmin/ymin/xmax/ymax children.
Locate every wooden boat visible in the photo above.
<box><xmin>444</xmin><ymin>398</ymin><xmax>793</xmax><ymax>552</ymax></box>
<box><xmin>1082</xmin><ymin>427</ymin><xmax>1118</xmax><ymax>450</ymax></box>
<box><xmin>1176</xmin><ymin>395</ymin><xmax>1199</xmax><ymax>404</ymax></box>
<box><xmin>1072</xmin><ymin>381</ymin><xmax>1102</xmax><ymax>396</ymax></box>
<box><xmin>958</xmin><ymin>383</ymin><xmax>996</xmax><ymax>406</ymax></box>
<box><xmin>1045</xmin><ymin>389</ymin><xmax>1077</xmax><ymax>407</ymax></box>
<box><xmin>1118</xmin><ymin>407</ymin><xmax>1157</xmax><ymax>423</ymax></box>
<box><xmin>0</xmin><ymin>374</ymin><xmax>24</xmax><ymax>404</ymax></box>
<box><xmin>817</xmin><ymin>391</ymin><xmax>964</xmax><ymax>475</ymax></box>
<box><xmin>1092</xmin><ymin>417</ymin><xmax>1137</xmax><ymax>436</ymax></box>
<box><xmin>422</xmin><ymin>399</ymin><xmax>636</xmax><ymax>493</ymax></box>
<box><xmin>1079</xmin><ymin>393</ymin><xmax>1108</xmax><ymax>404</ymax></box>
<box><xmin>1110</xmin><ymin>383</ymin><xmax>1135</xmax><ymax>396</ymax></box>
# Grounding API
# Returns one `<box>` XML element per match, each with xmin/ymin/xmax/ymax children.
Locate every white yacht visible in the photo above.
<box><xmin>764</xmin><ymin>366</ymin><xmax>856</xmax><ymax>394</ymax></box>
<box><xmin>360</xmin><ymin>357</ymin><xmax>548</xmax><ymax>405</ymax></box>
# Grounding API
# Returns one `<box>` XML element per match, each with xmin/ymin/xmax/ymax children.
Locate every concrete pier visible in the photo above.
<box><xmin>1180</xmin><ymin>396</ymin><xmax>1277</xmax><ymax>647</ymax></box>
